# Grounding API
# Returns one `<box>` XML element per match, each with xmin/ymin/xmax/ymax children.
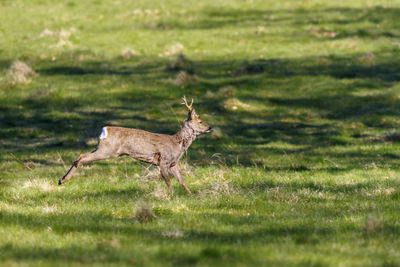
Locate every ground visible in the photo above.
<box><xmin>0</xmin><ymin>0</ymin><xmax>400</xmax><ymax>266</ymax></box>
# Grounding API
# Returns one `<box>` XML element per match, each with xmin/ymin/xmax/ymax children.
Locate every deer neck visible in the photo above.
<box><xmin>174</xmin><ymin>122</ymin><xmax>197</xmax><ymax>152</ymax></box>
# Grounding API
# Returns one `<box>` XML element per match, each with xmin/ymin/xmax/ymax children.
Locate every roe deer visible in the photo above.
<box><xmin>58</xmin><ymin>97</ymin><xmax>212</xmax><ymax>194</ymax></box>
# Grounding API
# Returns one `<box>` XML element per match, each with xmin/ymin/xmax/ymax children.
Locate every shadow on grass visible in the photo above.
<box><xmin>1</xmin><ymin>207</ymin><xmax>399</xmax><ymax>244</ymax></box>
<box><xmin>1</xmin><ymin>4</ymin><xmax>400</xmax><ymax>265</ymax></box>
<box><xmin>1</xmin><ymin>49</ymin><xmax>400</xmax><ymax>168</ymax></box>
<box><xmin>0</xmin><ymin>243</ymin><xmax>126</xmax><ymax>264</ymax></box>
<box><xmin>240</xmin><ymin>179</ymin><xmax>398</xmax><ymax>194</ymax></box>
<box><xmin>126</xmin><ymin>6</ymin><xmax>400</xmax><ymax>40</ymax></box>
<box><xmin>0</xmin><ymin>242</ymin><xmax>303</xmax><ymax>265</ymax></box>
<box><xmin>178</xmin><ymin>6</ymin><xmax>400</xmax><ymax>35</ymax></box>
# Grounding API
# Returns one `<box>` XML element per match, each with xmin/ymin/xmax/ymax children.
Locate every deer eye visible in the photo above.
<box><xmin>199</xmin><ymin>121</ymin><xmax>203</xmax><ymax>124</ymax></box>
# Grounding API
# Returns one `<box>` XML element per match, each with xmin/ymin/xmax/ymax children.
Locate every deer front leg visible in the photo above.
<box><xmin>170</xmin><ymin>164</ymin><xmax>192</xmax><ymax>195</ymax></box>
<box><xmin>159</xmin><ymin>165</ymin><xmax>171</xmax><ymax>192</ymax></box>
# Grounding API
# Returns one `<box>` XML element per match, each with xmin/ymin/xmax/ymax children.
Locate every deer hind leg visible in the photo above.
<box><xmin>170</xmin><ymin>164</ymin><xmax>192</xmax><ymax>195</ymax></box>
<box><xmin>59</xmin><ymin>143</ymin><xmax>117</xmax><ymax>185</ymax></box>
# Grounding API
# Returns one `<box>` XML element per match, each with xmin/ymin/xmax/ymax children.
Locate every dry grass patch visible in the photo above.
<box><xmin>198</xmin><ymin>169</ymin><xmax>236</xmax><ymax>196</ymax></box>
<box><xmin>151</xmin><ymin>185</ymin><xmax>171</xmax><ymax>200</ymax></box>
<box><xmin>22</xmin><ymin>178</ymin><xmax>54</xmax><ymax>192</ymax></box>
<box><xmin>366</xmin><ymin>187</ymin><xmax>396</xmax><ymax>196</ymax></box>
<box><xmin>133</xmin><ymin>202</ymin><xmax>156</xmax><ymax>222</ymax></box>
<box><xmin>40</xmin><ymin>27</ymin><xmax>77</xmax><ymax>38</ymax></box>
<box><xmin>222</xmin><ymin>98</ymin><xmax>265</xmax><ymax>112</ymax></box>
<box><xmin>42</xmin><ymin>204</ymin><xmax>58</xmax><ymax>214</ymax></box>
<box><xmin>101</xmin><ymin>238</ymin><xmax>121</xmax><ymax>249</ymax></box>
<box><xmin>23</xmin><ymin>161</ymin><xmax>40</xmax><ymax>170</ymax></box>
<box><xmin>218</xmin><ymin>86</ymin><xmax>236</xmax><ymax>97</ymax></box>
<box><xmin>209</xmin><ymin>179</ymin><xmax>235</xmax><ymax>195</ymax></box>
<box><xmin>121</xmin><ymin>48</ymin><xmax>140</xmax><ymax>59</ymax></box>
<box><xmin>40</xmin><ymin>27</ymin><xmax>76</xmax><ymax>49</ymax></box>
<box><xmin>7</xmin><ymin>61</ymin><xmax>37</xmax><ymax>84</ymax></box>
<box><xmin>160</xmin><ymin>43</ymin><xmax>184</xmax><ymax>57</ymax></box>
<box><xmin>132</xmin><ymin>8</ymin><xmax>162</xmax><ymax>17</ymax></box>
<box><xmin>171</xmin><ymin>203</ymin><xmax>189</xmax><ymax>213</ymax></box>
<box><xmin>174</xmin><ymin>71</ymin><xmax>198</xmax><ymax>88</ymax></box>
<box><xmin>297</xmin><ymin>188</ymin><xmax>326</xmax><ymax>199</ymax></box>
<box><xmin>221</xmin><ymin>98</ymin><xmax>253</xmax><ymax>111</ymax></box>
<box><xmin>55</xmin><ymin>39</ymin><xmax>73</xmax><ymax>48</ymax></box>
<box><xmin>40</xmin><ymin>28</ymin><xmax>54</xmax><ymax>37</ymax></box>
<box><xmin>162</xmin><ymin>230</ymin><xmax>184</xmax><ymax>239</ymax></box>
<box><xmin>363</xmin><ymin>162</ymin><xmax>378</xmax><ymax>169</ymax></box>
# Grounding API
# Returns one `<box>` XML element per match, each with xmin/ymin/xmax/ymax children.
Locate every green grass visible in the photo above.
<box><xmin>1</xmin><ymin>0</ymin><xmax>400</xmax><ymax>266</ymax></box>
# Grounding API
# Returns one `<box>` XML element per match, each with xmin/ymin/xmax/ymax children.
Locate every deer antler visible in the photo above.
<box><xmin>181</xmin><ymin>96</ymin><xmax>193</xmax><ymax>111</ymax></box>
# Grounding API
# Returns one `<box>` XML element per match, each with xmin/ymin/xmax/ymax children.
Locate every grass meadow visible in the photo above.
<box><xmin>1</xmin><ymin>0</ymin><xmax>400</xmax><ymax>266</ymax></box>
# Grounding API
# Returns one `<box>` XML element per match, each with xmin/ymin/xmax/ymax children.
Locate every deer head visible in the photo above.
<box><xmin>182</xmin><ymin>96</ymin><xmax>212</xmax><ymax>134</ymax></box>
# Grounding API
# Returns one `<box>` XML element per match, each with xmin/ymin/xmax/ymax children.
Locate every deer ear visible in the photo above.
<box><xmin>187</xmin><ymin>109</ymin><xmax>197</xmax><ymax>120</ymax></box>
<box><xmin>190</xmin><ymin>108</ymin><xmax>197</xmax><ymax>119</ymax></box>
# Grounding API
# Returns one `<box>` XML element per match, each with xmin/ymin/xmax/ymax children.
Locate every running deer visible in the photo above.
<box><xmin>58</xmin><ymin>97</ymin><xmax>212</xmax><ymax>194</ymax></box>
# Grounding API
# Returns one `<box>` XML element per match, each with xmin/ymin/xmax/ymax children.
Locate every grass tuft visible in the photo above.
<box><xmin>222</xmin><ymin>98</ymin><xmax>253</xmax><ymax>111</ymax></box>
<box><xmin>6</xmin><ymin>61</ymin><xmax>37</xmax><ymax>84</ymax></box>
<box><xmin>151</xmin><ymin>185</ymin><xmax>171</xmax><ymax>200</ymax></box>
<box><xmin>133</xmin><ymin>202</ymin><xmax>156</xmax><ymax>223</ymax></box>
<box><xmin>174</xmin><ymin>71</ymin><xmax>197</xmax><ymax>88</ymax></box>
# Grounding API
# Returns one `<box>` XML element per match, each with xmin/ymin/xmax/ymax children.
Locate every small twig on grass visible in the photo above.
<box><xmin>56</xmin><ymin>151</ymin><xmax>67</xmax><ymax>170</ymax></box>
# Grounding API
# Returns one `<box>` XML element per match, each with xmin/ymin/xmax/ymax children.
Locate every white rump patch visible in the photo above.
<box><xmin>99</xmin><ymin>127</ymin><xmax>108</xmax><ymax>139</ymax></box>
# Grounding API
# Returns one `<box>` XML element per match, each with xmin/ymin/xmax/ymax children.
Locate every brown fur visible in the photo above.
<box><xmin>59</xmin><ymin>97</ymin><xmax>211</xmax><ymax>194</ymax></box>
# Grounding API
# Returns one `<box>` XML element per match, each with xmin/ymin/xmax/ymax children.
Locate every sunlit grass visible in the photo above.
<box><xmin>1</xmin><ymin>0</ymin><xmax>400</xmax><ymax>266</ymax></box>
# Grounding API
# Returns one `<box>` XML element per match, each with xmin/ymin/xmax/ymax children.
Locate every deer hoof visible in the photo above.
<box><xmin>58</xmin><ymin>179</ymin><xmax>62</xmax><ymax>185</ymax></box>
